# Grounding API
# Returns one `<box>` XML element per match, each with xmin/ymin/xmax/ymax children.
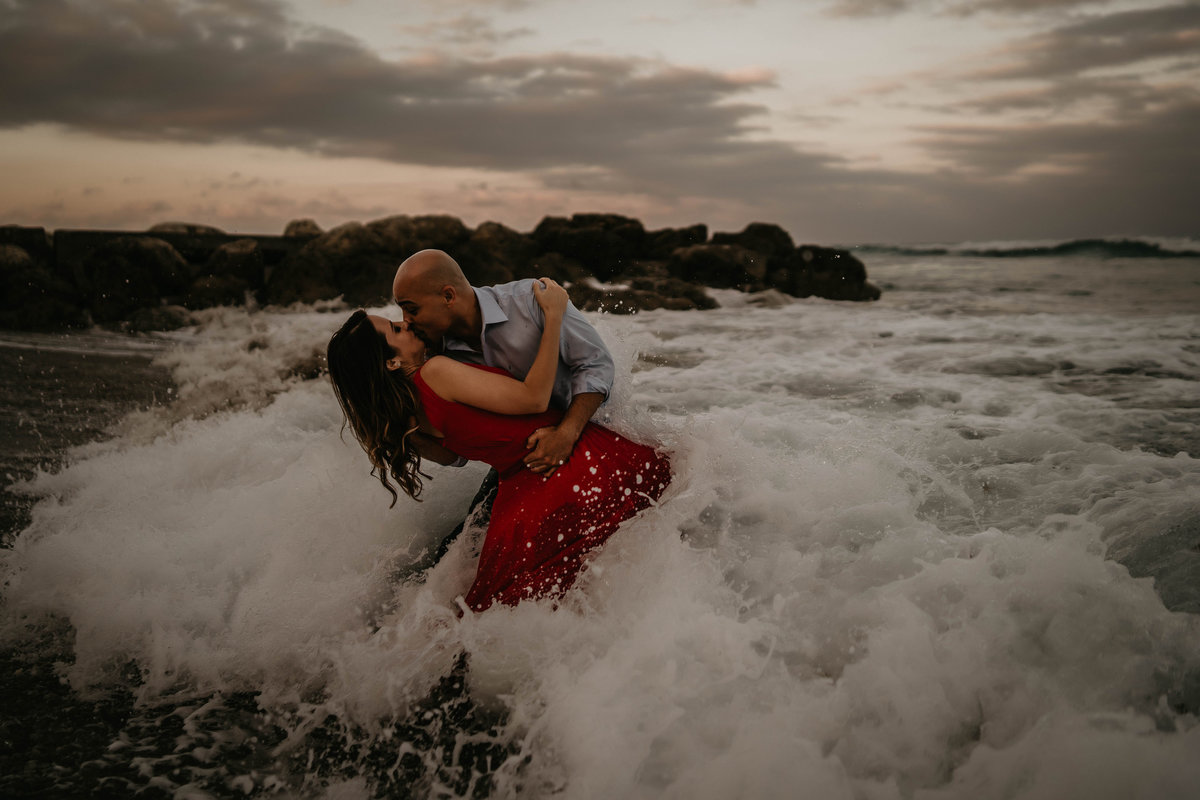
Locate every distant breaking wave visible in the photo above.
<box><xmin>854</xmin><ymin>238</ymin><xmax>1200</xmax><ymax>259</ymax></box>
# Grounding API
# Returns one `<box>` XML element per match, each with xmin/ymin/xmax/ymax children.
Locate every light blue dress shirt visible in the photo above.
<box><xmin>441</xmin><ymin>280</ymin><xmax>615</xmax><ymax>411</ymax></box>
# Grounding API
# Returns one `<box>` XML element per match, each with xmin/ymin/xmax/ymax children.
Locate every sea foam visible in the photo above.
<box><xmin>3</xmin><ymin>250</ymin><xmax>1200</xmax><ymax>797</ymax></box>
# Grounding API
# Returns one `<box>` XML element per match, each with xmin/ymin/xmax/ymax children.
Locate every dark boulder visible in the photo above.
<box><xmin>205</xmin><ymin>238</ymin><xmax>264</xmax><ymax>285</ymax></box>
<box><xmin>407</xmin><ymin>214</ymin><xmax>473</xmax><ymax>253</ymax></box>
<box><xmin>667</xmin><ymin>244</ymin><xmax>768</xmax><ymax>290</ymax></box>
<box><xmin>711</xmin><ymin>222</ymin><xmax>795</xmax><ymax>259</ymax></box>
<box><xmin>148</xmin><ymin>222</ymin><xmax>225</xmax><ymax>236</ymax></box>
<box><xmin>283</xmin><ymin>218</ymin><xmax>323</xmax><ymax>238</ymax></box>
<box><xmin>266</xmin><ymin>214</ymin><xmax>474</xmax><ymax>306</ymax></box>
<box><xmin>126</xmin><ymin>304</ymin><xmax>194</xmax><ymax>332</ymax></box>
<box><xmin>0</xmin><ymin>244</ymin><xmax>85</xmax><ymax>330</ymax></box>
<box><xmin>784</xmin><ymin>245</ymin><xmax>879</xmax><ymax>301</ymax></box>
<box><xmin>645</xmin><ymin>224</ymin><xmax>708</xmax><ymax>259</ymax></box>
<box><xmin>266</xmin><ymin>221</ymin><xmax>360</xmax><ymax>306</ymax></box>
<box><xmin>523</xmin><ymin>252</ymin><xmax>592</xmax><ymax>285</ymax></box>
<box><xmin>0</xmin><ymin>225</ymin><xmax>54</xmax><ymax>267</ymax></box>
<box><xmin>186</xmin><ymin>274</ymin><xmax>251</xmax><ymax>309</ymax></box>
<box><xmin>457</xmin><ymin>221</ymin><xmax>535</xmax><ymax>284</ymax></box>
<box><xmin>532</xmin><ymin>213</ymin><xmax>646</xmax><ymax>281</ymax></box>
<box><xmin>79</xmin><ymin>237</ymin><xmax>191</xmax><ymax>322</ymax></box>
<box><xmin>568</xmin><ymin>276</ymin><xmax>717</xmax><ymax>314</ymax></box>
<box><xmin>628</xmin><ymin>277</ymin><xmax>717</xmax><ymax>310</ymax></box>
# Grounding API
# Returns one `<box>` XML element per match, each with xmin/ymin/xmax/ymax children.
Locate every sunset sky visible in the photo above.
<box><xmin>1</xmin><ymin>0</ymin><xmax>1197</xmax><ymax>244</ymax></box>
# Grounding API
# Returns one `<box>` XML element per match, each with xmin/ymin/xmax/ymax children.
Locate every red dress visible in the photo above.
<box><xmin>413</xmin><ymin>364</ymin><xmax>671</xmax><ymax>611</ymax></box>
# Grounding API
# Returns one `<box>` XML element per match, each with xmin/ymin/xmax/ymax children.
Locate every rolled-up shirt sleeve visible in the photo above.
<box><xmin>560</xmin><ymin>302</ymin><xmax>615</xmax><ymax>400</ymax></box>
<box><xmin>516</xmin><ymin>285</ymin><xmax>614</xmax><ymax>403</ymax></box>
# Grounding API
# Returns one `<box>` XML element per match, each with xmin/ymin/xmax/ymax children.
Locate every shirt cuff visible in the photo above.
<box><xmin>571</xmin><ymin>375</ymin><xmax>612</xmax><ymax>401</ymax></box>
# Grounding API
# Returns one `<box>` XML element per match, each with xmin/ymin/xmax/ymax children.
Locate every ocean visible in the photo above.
<box><xmin>2</xmin><ymin>239</ymin><xmax>1199</xmax><ymax>798</ymax></box>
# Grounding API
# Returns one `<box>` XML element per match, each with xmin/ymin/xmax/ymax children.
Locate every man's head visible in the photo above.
<box><xmin>391</xmin><ymin>249</ymin><xmax>474</xmax><ymax>345</ymax></box>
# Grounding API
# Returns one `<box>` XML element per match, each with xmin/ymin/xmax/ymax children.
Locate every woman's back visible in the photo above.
<box><xmin>413</xmin><ymin>361</ymin><xmax>672</xmax><ymax>610</ymax></box>
<box><xmin>414</xmin><ymin>363</ymin><xmax>560</xmax><ymax>477</ymax></box>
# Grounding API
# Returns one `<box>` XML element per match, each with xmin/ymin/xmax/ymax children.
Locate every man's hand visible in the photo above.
<box><xmin>523</xmin><ymin>392</ymin><xmax>603</xmax><ymax>477</ymax></box>
<box><xmin>523</xmin><ymin>425</ymin><xmax>579</xmax><ymax>476</ymax></box>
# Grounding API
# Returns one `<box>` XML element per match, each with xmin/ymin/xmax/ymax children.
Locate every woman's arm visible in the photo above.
<box><xmin>420</xmin><ymin>278</ymin><xmax>568</xmax><ymax>415</ymax></box>
<box><xmin>409</xmin><ymin>432</ymin><xmax>465</xmax><ymax>466</ymax></box>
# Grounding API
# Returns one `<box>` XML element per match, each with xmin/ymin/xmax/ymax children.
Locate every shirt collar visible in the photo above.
<box><xmin>443</xmin><ymin>287</ymin><xmax>508</xmax><ymax>353</ymax></box>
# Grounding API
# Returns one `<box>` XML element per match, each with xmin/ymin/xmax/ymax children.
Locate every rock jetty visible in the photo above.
<box><xmin>0</xmin><ymin>214</ymin><xmax>880</xmax><ymax>331</ymax></box>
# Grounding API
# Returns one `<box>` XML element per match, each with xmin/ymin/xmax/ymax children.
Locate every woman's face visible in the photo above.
<box><xmin>368</xmin><ymin>315</ymin><xmax>426</xmax><ymax>370</ymax></box>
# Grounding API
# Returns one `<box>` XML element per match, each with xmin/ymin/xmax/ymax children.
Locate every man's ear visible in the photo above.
<box><xmin>441</xmin><ymin>285</ymin><xmax>456</xmax><ymax>306</ymax></box>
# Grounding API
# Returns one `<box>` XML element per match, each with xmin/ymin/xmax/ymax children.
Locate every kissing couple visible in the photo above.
<box><xmin>327</xmin><ymin>249</ymin><xmax>672</xmax><ymax>612</ymax></box>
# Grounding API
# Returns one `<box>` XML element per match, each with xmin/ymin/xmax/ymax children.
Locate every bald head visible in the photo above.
<box><xmin>393</xmin><ymin>249</ymin><xmax>470</xmax><ymax>302</ymax></box>
<box><xmin>392</xmin><ymin>249</ymin><xmax>478</xmax><ymax>345</ymax></box>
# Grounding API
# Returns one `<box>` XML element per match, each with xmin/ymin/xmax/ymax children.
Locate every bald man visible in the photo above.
<box><xmin>392</xmin><ymin>250</ymin><xmax>615</xmax><ymax>563</ymax></box>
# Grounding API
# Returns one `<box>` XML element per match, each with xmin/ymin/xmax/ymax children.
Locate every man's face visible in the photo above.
<box><xmin>393</xmin><ymin>281</ymin><xmax>453</xmax><ymax>346</ymax></box>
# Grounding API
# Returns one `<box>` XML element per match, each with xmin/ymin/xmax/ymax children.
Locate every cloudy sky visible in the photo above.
<box><xmin>1</xmin><ymin>0</ymin><xmax>1197</xmax><ymax>243</ymax></box>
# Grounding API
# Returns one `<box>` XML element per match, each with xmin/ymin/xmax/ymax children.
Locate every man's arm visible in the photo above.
<box><xmin>514</xmin><ymin>284</ymin><xmax>615</xmax><ymax>475</ymax></box>
<box><xmin>559</xmin><ymin>303</ymin><xmax>615</xmax><ymax>401</ymax></box>
<box><xmin>523</xmin><ymin>391</ymin><xmax>604</xmax><ymax>474</ymax></box>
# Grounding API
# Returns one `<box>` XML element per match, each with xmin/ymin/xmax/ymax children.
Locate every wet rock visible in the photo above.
<box><xmin>744</xmin><ymin>289</ymin><xmax>793</xmax><ymax>308</ymax></box>
<box><xmin>628</xmin><ymin>276</ymin><xmax>717</xmax><ymax>309</ymax></box>
<box><xmin>0</xmin><ymin>244</ymin><xmax>85</xmax><ymax>329</ymax></box>
<box><xmin>568</xmin><ymin>276</ymin><xmax>716</xmax><ymax>314</ymax></box>
<box><xmin>0</xmin><ymin>243</ymin><xmax>33</xmax><ymax>272</ymax></box>
<box><xmin>185</xmin><ymin>238</ymin><xmax>265</xmax><ymax>307</ymax></box>
<box><xmin>667</xmin><ymin>243</ymin><xmax>768</xmax><ymax>290</ymax></box>
<box><xmin>283</xmin><ymin>218</ymin><xmax>323</xmax><ymax>238</ymax></box>
<box><xmin>267</xmin><ymin>215</ymin><xmax>473</xmax><ymax>306</ymax></box>
<box><xmin>711</xmin><ymin>222</ymin><xmax>795</xmax><ymax>259</ymax></box>
<box><xmin>126</xmin><ymin>304</ymin><xmax>194</xmax><ymax>332</ymax></box>
<box><xmin>207</xmin><ymin>238</ymin><xmax>264</xmax><ymax>283</ymax></box>
<box><xmin>407</xmin><ymin>214</ymin><xmax>473</xmax><ymax>253</ymax></box>
<box><xmin>458</xmin><ymin>221</ymin><xmax>534</xmax><ymax>284</ymax></box>
<box><xmin>645</xmin><ymin>224</ymin><xmax>708</xmax><ymax>259</ymax></box>
<box><xmin>79</xmin><ymin>237</ymin><xmax>191</xmax><ymax>322</ymax></box>
<box><xmin>0</xmin><ymin>224</ymin><xmax>54</xmax><ymax>266</ymax></box>
<box><xmin>185</xmin><ymin>274</ymin><xmax>250</xmax><ymax>309</ymax></box>
<box><xmin>781</xmin><ymin>245</ymin><xmax>879</xmax><ymax>301</ymax></box>
<box><xmin>148</xmin><ymin>222</ymin><xmax>225</xmax><ymax>236</ymax></box>
<box><xmin>532</xmin><ymin>213</ymin><xmax>646</xmax><ymax>281</ymax></box>
<box><xmin>525</xmin><ymin>252</ymin><xmax>592</xmax><ymax>284</ymax></box>
<box><xmin>264</xmin><ymin>223</ymin><xmax>351</xmax><ymax>306</ymax></box>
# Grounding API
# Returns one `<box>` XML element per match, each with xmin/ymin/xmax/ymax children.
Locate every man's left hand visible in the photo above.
<box><xmin>524</xmin><ymin>425</ymin><xmax>579</xmax><ymax>476</ymax></box>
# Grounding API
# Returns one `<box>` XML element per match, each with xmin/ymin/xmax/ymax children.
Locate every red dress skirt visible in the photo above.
<box><xmin>414</xmin><ymin>364</ymin><xmax>671</xmax><ymax>611</ymax></box>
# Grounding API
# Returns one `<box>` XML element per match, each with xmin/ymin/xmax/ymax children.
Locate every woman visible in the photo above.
<box><xmin>327</xmin><ymin>279</ymin><xmax>671</xmax><ymax>611</ymax></box>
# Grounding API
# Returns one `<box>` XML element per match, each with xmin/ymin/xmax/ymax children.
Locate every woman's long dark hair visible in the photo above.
<box><xmin>327</xmin><ymin>310</ymin><xmax>428</xmax><ymax>506</ymax></box>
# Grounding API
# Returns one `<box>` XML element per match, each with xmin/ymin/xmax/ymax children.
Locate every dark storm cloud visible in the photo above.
<box><xmin>826</xmin><ymin>0</ymin><xmax>1128</xmax><ymax>17</ymax></box>
<box><xmin>0</xmin><ymin>0</ymin><xmax>827</xmax><ymax>174</ymax></box>
<box><xmin>919</xmin><ymin>92</ymin><xmax>1200</xmax><ymax>175</ymax></box>
<box><xmin>2</xmin><ymin>0</ymin><xmax>1195</xmax><ymax>240</ymax></box>
<box><xmin>0</xmin><ymin>0</ymin><xmax>855</xmax><ymax>207</ymax></box>
<box><xmin>906</xmin><ymin>6</ymin><xmax>1200</xmax><ymax>235</ymax></box>
<box><xmin>970</xmin><ymin>3</ymin><xmax>1200</xmax><ymax>80</ymax></box>
<box><xmin>908</xmin><ymin>92</ymin><xmax>1200</xmax><ymax>236</ymax></box>
<box><xmin>955</xmin><ymin>74</ymin><xmax>1185</xmax><ymax>117</ymax></box>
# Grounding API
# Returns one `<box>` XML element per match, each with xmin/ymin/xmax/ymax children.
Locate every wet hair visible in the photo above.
<box><xmin>327</xmin><ymin>310</ymin><xmax>428</xmax><ymax>505</ymax></box>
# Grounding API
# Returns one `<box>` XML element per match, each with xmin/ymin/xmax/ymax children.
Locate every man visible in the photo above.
<box><xmin>392</xmin><ymin>249</ymin><xmax>615</xmax><ymax>562</ymax></box>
